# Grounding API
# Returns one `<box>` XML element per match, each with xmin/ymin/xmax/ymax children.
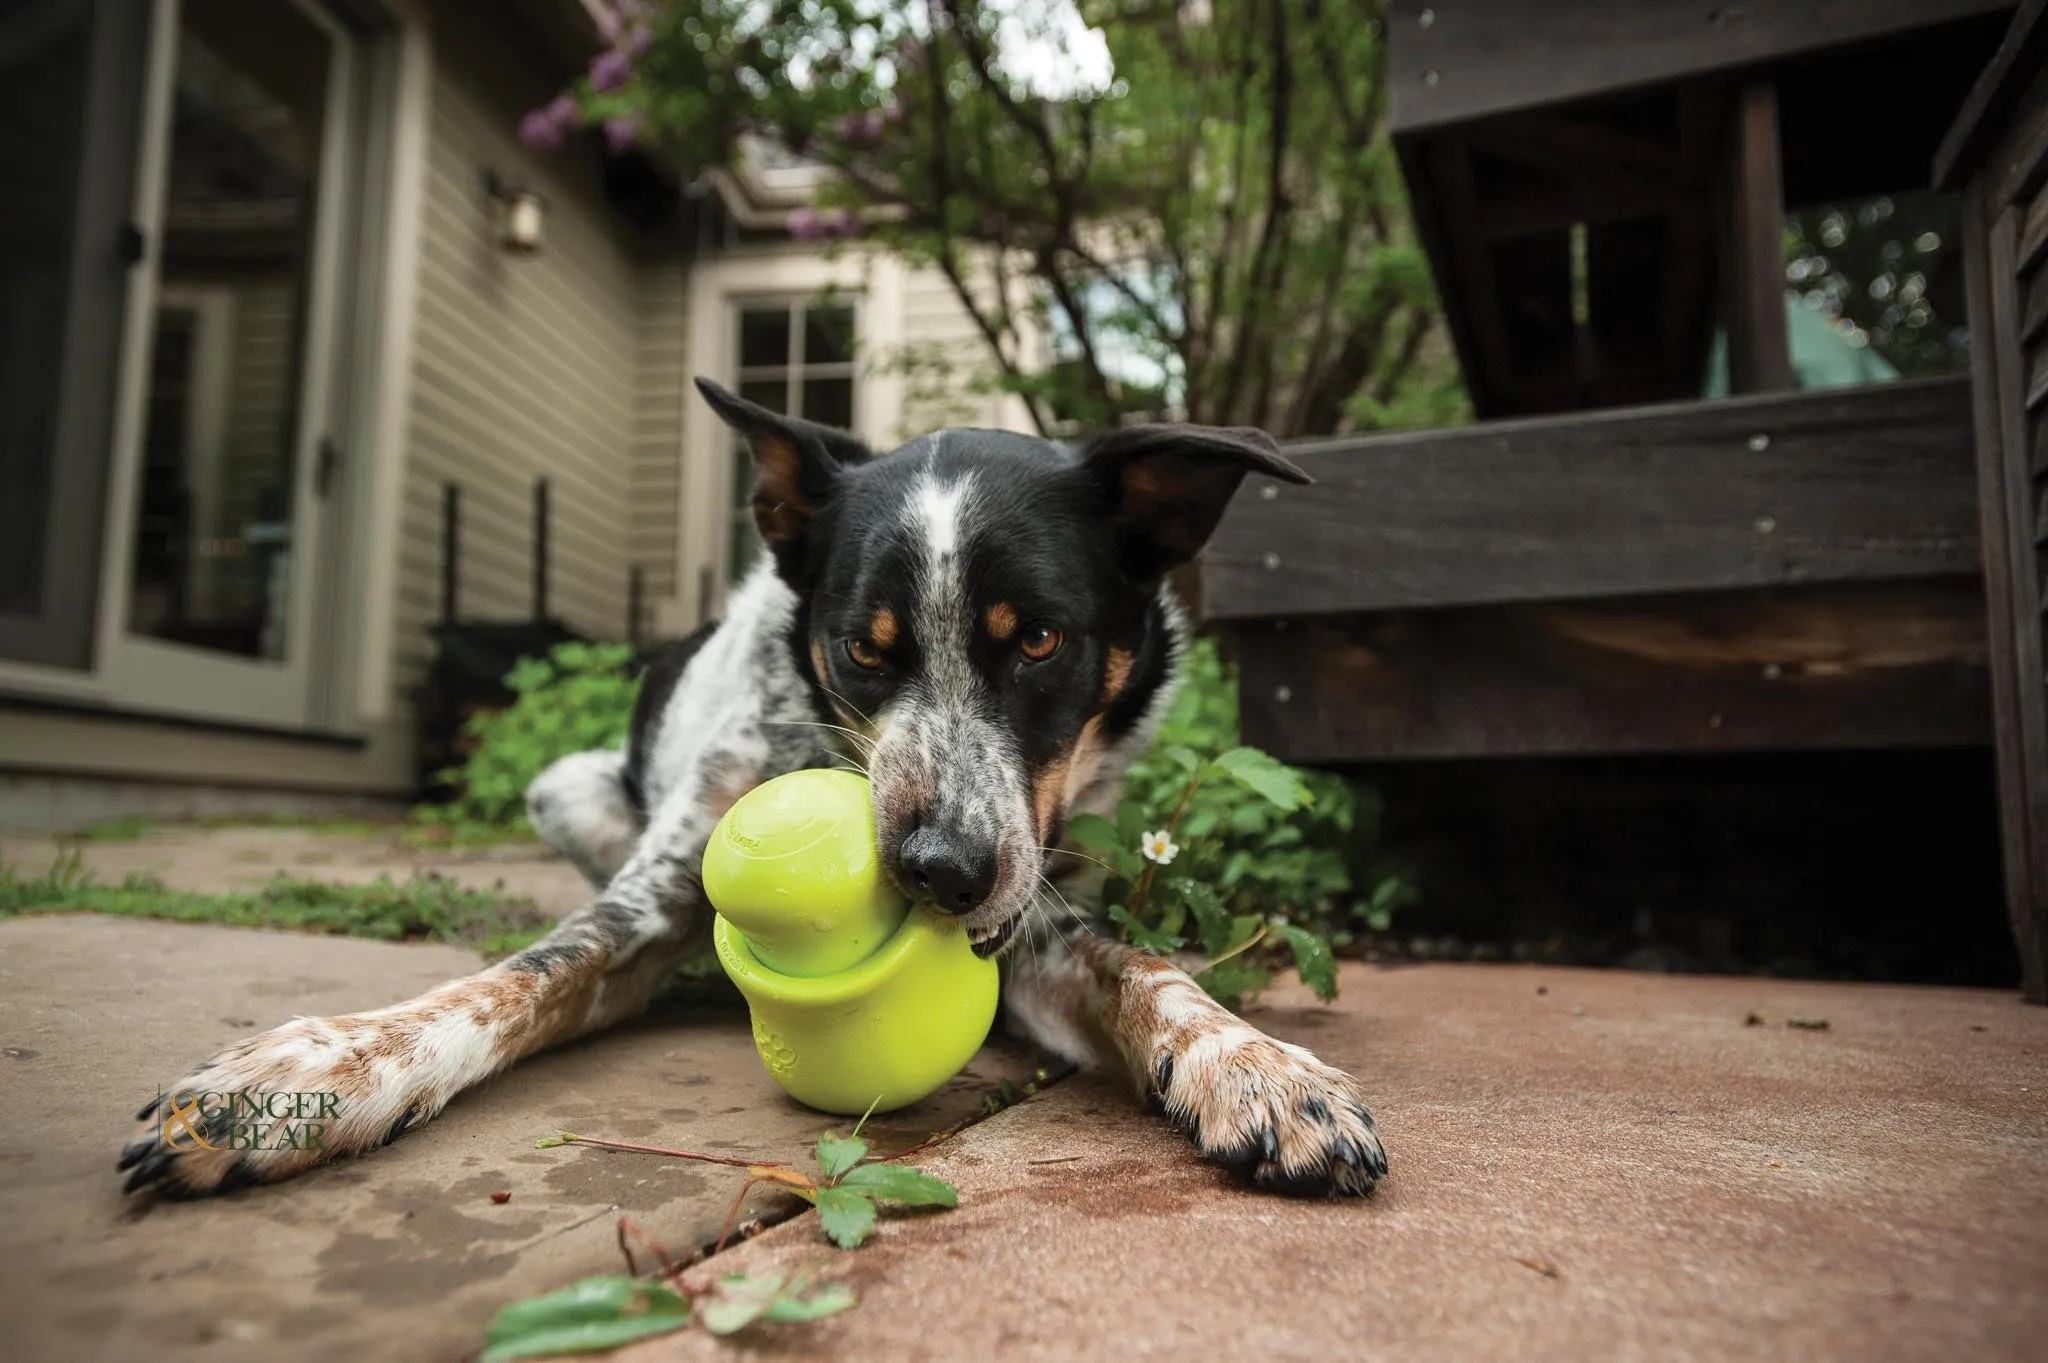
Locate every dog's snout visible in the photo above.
<box><xmin>897</xmin><ymin>825</ymin><xmax>998</xmax><ymax>913</ymax></box>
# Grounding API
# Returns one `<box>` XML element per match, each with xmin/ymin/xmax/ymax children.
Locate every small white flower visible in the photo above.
<box><xmin>1140</xmin><ymin>829</ymin><xmax>1180</xmax><ymax>865</ymax></box>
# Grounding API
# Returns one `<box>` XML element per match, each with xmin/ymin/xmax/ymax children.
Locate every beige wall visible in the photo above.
<box><xmin>666</xmin><ymin>241</ymin><xmax>1035</xmax><ymax>631</ymax></box>
<box><xmin>0</xmin><ymin>3</ymin><xmax>694</xmax><ymax>803</ymax></box>
<box><xmin>389</xmin><ymin>4</ymin><xmax>642</xmax><ymax>698</ymax></box>
<box><xmin>630</xmin><ymin>259</ymin><xmax>689</xmax><ymax>631</ymax></box>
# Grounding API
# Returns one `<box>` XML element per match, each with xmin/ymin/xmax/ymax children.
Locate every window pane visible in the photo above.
<box><xmin>127</xmin><ymin>0</ymin><xmax>331</xmax><ymax>661</ymax></box>
<box><xmin>739</xmin><ymin>307</ymin><xmax>790</xmax><ymax>369</ymax></box>
<box><xmin>739</xmin><ymin>377</ymin><xmax>787</xmax><ymax>414</ymax></box>
<box><xmin>728</xmin><ymin>513</ymin><xmax>762</xmax><ymax>581</ymax></box>
<box><xmin>729</xmin><ymin>442</ymin><xmax>752</xmax><ymax>513</ymax></box>
<box><xmin>802</xmin><ymin>376</ymin><xmax>854</xmax><ymax>431</ymax></box>
<box><xmin>804</xmin><ymin>305</ymin><xmax>854</xmax><ymax>364</ymax></box>
<box><xmin>0</xmin><ymin>0</ymin><xmax>92</xmax><ymax>621</ymax></box>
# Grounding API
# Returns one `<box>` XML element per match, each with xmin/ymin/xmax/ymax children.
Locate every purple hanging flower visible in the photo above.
<box><xmin>622</xmin><ymin>20</ymin><xmax>654</xmax><ymax>56</ymax></box>
<box><xmin>603</xmin><ymin>112</ymin><xmax>643</xmax><ymax>152</ymax></box>
<box><xmin>833</xmin><ymin>108</ymin><xmax>884</xmax><ymax>145</ymax></box>
<box><xmin>824</xmin><ymin>207</ymin><xmax>859</xmax><ymax>237</ymax></box>
<box><xmin>589</xmin><ymin>48</ymin><xmax>631</xmax><ymax>93</ymax></box>
<box><xmin>788</xmin><ymin>206</ymin><xmax>827</xmax><ymax>241</ymax></box>
<box><xmin>519</xmin><ymin>95</ymin><xmax>579</xmax><ymax>152</ymax></box>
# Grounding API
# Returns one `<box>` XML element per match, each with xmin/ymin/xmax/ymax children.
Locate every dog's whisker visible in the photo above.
<box><xmin>762</xmin><ymin>717</ymin><xmax>877</xmax><ymax>758</ymax></box>
<box><xmin>1036</xmin><ymin>844</ymin><xmax>1115</xmax><ymax>874</ymax></box>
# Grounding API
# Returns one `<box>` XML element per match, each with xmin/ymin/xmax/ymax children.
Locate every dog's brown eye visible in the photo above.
<box><xmin>845</xmin><ymin>638</ymin><xmax>884</xmax><ymax>670</ymax></box>
<box><xmin>1019</xmin><ymin>626</ymin><xmax>1062</xmax><ymax>663</ymax></box>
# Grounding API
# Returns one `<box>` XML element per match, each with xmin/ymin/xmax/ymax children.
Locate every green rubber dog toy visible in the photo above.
<box><xmin>703</xmin><ymin>769</ymin><xmax>1000</xmax><ymax>1115</ymax></box>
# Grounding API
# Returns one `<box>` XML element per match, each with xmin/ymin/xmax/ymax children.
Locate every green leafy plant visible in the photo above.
<box><xmin>527</xmin><ymin>1</ymin><xmax>1465</xmax><ymax>439</ymax></box>
<box><xmin>415</xmin><ymin>642</ymin><xmax>639</xmax><ymax>836</ymax></box>
<box><xmin>488</xmin><ymin>1108</ymin><xmax>967</xmax><ymax>1356</ymax></box>
<box><xmin>540</xmin><ymin>1103</ymin><xmax>958</xmax><ymax>1254</ymax></box>
<box><xmin>481</xmin><ymin>1269</ymin><xmax>853</xmax><ymax>1359</ymax></box>
<box><xmin>1073</xmin><ymin>638</ymin><xmax>1413</xmax><ymax>1007</ymax></box>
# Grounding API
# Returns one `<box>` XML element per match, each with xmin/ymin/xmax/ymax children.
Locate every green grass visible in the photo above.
<box><xmin>57</xmin><ymin>811</ymin><xmax>541</xmax><ymax>849</ymax></box>
<box><xmin>0</xmin><ymin>851</ymin><xmax>554</xmax><ymax>957</ymax></box>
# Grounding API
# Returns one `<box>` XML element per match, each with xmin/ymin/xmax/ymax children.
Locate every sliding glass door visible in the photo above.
<box><xmin>0</xmin><ymin>0</ymin><xmax>148</xmax><ymax>668</ymax></box>
<box><xmin>0</xmin><ymin>0</ymin><xmax>366</xmax><ymax>730</ymax></box>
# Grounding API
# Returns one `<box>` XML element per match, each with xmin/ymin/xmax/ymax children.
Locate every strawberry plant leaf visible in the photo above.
<box><xmin>1063</xmin><ymin>812</ymin><xmax>1121</xmax><ymax>855</ymax></box>
<box><xmin>1108</xmin><ymin>904</ymin><xmax>1185</xmax><ymax>955</ymax></box>
<box><xmin>1174</xmin><ymin>879</ymin><xmax>1232</xmax><ymax>956</ymax></box>
<box><xmin>1275</xmin><ymin>922</ymin><xmax>1338</xmax><ymax>1001</ymax></box>
<box><xmin>481</xmin><ymin>1275</ymin><xmax>690</xmax><ymax>1361</ymax></box>
<box><xmin>696</xmin><ymin>1274</ymin><xmax>782</xmax><ymax>1336</ymax></box>
<box><xmin>838</xmin><ymin>1163</ymin><xmax>959</xmax><ymax>1207</ymax></box>
<box><xmin>1211</xmin><ymin>747</ymin><xmax>1313</xmax><ymax>812</ymax></box>
<box><xmin>766</xmin><ymin>1281</ymin><xmax>857</xmax><ymax>1322</ymax></box>
<box><xmin>696</xmin><ymin>1272</ymin><xmax>859</xmax><ymax>1335</ymax></box>
<box><xmin>815</xmin><ymin>1185</ymin><xmax>878</xmax><ymax>1248</ymax></box>
<box><xmin>814</xmin><ymin>1130</ymin><xmax>867</xmax><ymax>1180</ymax></box>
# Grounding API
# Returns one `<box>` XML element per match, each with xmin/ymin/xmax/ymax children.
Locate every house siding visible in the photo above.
<box><xmin>390</xmin><ymin>4</ymin><xmax>641</xmax><ymax>701</ymax></box>
<box><xmin>630</xmin><ymin>259</ymin><xmax>689</xmax><ymax>634</ymax></box>
<box><xmin>894</xmin><ymin>260</ymin><xmax>1037</xmax><ymax>440</ymax></box>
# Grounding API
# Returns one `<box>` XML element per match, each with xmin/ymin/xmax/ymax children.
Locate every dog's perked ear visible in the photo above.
<box><xmin>1078</xmin><ymin>422</ymin><xmax>1311</xmax><ymax>579</ymax></box>
<box><xmin>694</xmin><ymin>377</ymin><xmax>873</xmax><ymax>564</ymax></box>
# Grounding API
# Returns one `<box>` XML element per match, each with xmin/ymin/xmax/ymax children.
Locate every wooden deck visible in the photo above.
<box><xmin>1202</xmin><ymin>378</ymin><xmax>1986</xmax><ymax>764</ymax></box>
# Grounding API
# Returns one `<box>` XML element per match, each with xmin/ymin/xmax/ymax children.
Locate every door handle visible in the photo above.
<box><xmin>315</xmin><ymin>437</ymin><xmax>342</xmax><ymax>499</ymax></box>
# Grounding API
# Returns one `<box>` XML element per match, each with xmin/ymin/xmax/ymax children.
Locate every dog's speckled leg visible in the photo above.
<box><xmin>1004</xmin><ymin>926</ymin><xmax>1386</xmax><ymax>1196</ymax></box>
<box><xmin>117</xmin><ymin>784</ymin><xmax>727</xmax><ymax>1199</ymax></box>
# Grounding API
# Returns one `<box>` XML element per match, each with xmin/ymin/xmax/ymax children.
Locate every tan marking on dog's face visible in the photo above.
<box><xmin>1101</xmin><ymin>645</ymin><xmax>1134</xmax><ymax>706</ymax></box>
<box><xmin>870</xmin><ymin>607</ymin><xmax>898</xmax><ymax>649</ymax></box>
<box><xmin>985</xmin><ymin>602</ymin><xmax>1018</xmax><ymax>640</ymax></box>
<box><xmin>1030</xmin><ymin>714</ymin><xmax>1110</xmax><ymax>844</ymax></box>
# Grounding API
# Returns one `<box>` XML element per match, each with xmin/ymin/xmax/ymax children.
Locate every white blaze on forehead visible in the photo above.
<box><xmin>905</xmin><ymin>466</ymin><xmax>977</xmax><ymax>687</ymax></box>
<box><xmin>910</xmin><ymin>467</ymin><xmax>973</xmax><ymax>559</ymax></box>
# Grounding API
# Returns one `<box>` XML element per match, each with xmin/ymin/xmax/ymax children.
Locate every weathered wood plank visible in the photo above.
<box><xmin>1390</xmin><ymin>0</ymin><xmax>2011</xmax><ymax>137</ymax></box>
<box><xmin>1202</xmin><ymin>377</ymin><xmax>1980</xmax><ymax>622</ymax></box>
<box><xmin>1987</xmin><ymin>194</ymin><xmax>2048</xmax><ymax>1004</ymax></box>
<box><xmin>1722</xmin><ymin>82</ymin><xmax>1793</xmax><ymax>395</ymax></box>
<box><xmin>1230</xmin><ymin>581</ymin><xmax>1989</xmax><ymax>766</ymax></box>
<box><xmin>1958</xmin><ymin>181</ymin><xmax>2038</xmax><ymax>1001</ymax></box>
<box><xmin>1936</xmin><ymin>0</ymin><xmax>2048</xmax><ymax>189</ymax></box>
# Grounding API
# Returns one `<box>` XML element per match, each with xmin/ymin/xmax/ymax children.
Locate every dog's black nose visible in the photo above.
<box><xmin>898</xmin><ymin>826</ymin><xmax>998</xmax><ymax>913</ymax></box>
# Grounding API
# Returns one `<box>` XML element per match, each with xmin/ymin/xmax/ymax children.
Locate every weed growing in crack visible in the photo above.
<box><xmin>486</xmin><ymin>1103</ymin><xmax>969</xmax><ymax>1355</ymax></box>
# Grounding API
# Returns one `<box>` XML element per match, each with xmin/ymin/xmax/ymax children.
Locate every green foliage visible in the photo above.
<box><xmin>482</xmin><ymin>1277</ymin><xmax>694</xmax><ymax>1360</ymax></box>
<box><xmin>1782</xmin><ymin>191</ymin><xmax>1966</xmax><ymax>379</ymax></box>
<box><xmin>417</xmin><ymin>643</ymin><xmax>639</xmax><ymax>835</ymax></box>
<box><xmin>0</xmin><ymin>851</ymin><xmax>552</xmax><ymax>956</ymax></box>
<box><xmin>538</xmin><ymin>0</ymin><xmax>1469</xmax><ymax>439</ymax></box>
<box><xmin>1076</xmin><ymin>638</ymin><xmax>1414</xmax><ymax>1007</ymax></box>
<box><xmin>497</xmin><ymin>1110</ymin><xmax>960</xmax><ymax>1353</ymax></box>
<box><xmin>796</xmin><ymin>1119</ymin><xmax>959</xmax><ymax>1250</ymax></box>
<box><xmin>480</xmin><ymin>1270</ymin><xmax>853</xmax><ymax>1358</ymax></box>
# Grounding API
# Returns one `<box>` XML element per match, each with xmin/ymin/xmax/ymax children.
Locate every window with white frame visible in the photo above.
<box><xmin>726</xmin><ymin>298</ymin><xmax>856</xmax><ymax>581</ymax></box>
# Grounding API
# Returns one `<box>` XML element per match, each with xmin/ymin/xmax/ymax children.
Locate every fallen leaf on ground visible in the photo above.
<box><xmin>1515</xmin><ymin>1257</ymin><xmax>1560</xmax><ymax>1279</ymax></box>
<box><xmin>1744</xmin><ymin>1012</ymin><xmax>1765</xmax><ymax>1026</ymax></box>
<box><xmin>1786</xmin><ymin>1017</ymin><xmax>1830</xmax><ymax>1031</ymax></box>
<box><xmin>490</xmin><ymin>1190</ymin><xmax>511</xmax><ymax>1204</ymax></box>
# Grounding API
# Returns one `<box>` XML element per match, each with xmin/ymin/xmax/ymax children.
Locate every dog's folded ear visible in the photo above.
<box><xmin>1078</xmin><ymin>422</ymin><xmax>1310</xmax><ymax>579</ymax></box>
<box><xmin>695</xmin><ymin>377</ymin><xmax>874</xmax><ymax>558</ymax></box>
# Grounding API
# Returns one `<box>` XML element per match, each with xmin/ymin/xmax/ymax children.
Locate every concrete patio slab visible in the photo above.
<box><xmin>605</xmin><ymin>964</ymin><xmax>2048</xmax><ymax>1363</ymax></box>
<box><xmin>0</xmin><ymin>827</ymin><xmax>596</xmax><ymax>918</ymax></box>
<box><xmin>0</xmin><ymin>914</ymin><xmax>1046</xmax><ymax>1363</ymax></box>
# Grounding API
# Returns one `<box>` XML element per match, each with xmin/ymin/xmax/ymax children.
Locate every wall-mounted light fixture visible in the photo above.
<box><xmin>482</xmin><ymin>169</ymin><xmax>545</xmax><ymax>254</ymax></box>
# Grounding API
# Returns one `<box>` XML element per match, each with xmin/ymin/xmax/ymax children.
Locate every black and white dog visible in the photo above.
<box><xmin>119</xmin><ymin>380</ymin><xmax>1387</xmax><ymax>1199</ymax></box>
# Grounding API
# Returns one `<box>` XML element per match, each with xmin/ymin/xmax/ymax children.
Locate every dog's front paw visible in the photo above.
<box><xmin>118</xmin><ymin>1015</ymin><xmax>431</xmax><ymax>1199</ymax></box>
<box><xmin>1151</xmin><ymin>1027</ymin><xmax>1386</xmax><ymax>1196</ymax></box>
